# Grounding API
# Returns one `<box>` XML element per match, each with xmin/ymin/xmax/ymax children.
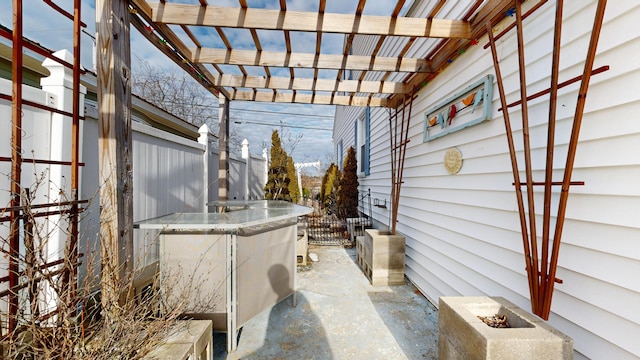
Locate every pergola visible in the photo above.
<box><xmin>116</xmin><ymin>0</ymin><xmax>606</xmax><ymax>320</ymax></box>
<box><xmin>3</xmin><ymin>0</ymin><xmax>605</xmax><ymax>338</ymax></box>
<box><xmin>127</xmin><ymin>0</ymin><xmax>511</xmax><ymax>108</ymax></box>
<box><xmin>90</xmin><ymin>0</ymin><xmax>516</xmax><ymax>324</ymax></box>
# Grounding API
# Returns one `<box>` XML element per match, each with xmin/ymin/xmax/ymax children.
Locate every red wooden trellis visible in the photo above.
<box><xmin>486</xmin><ymin>0</ymin><xmax>607</xmax><ymax>319</ymax></box>
<box><xmin>388</xmin><ymin>89</ymin><xmax>416</xmax><ymax>235</ymax></box>
<box><xmin>1</xmin><ymin>0</ymin><xmax>86</xmax><ymax>336</ymax></box>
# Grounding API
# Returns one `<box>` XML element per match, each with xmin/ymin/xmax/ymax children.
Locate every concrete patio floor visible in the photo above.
<box><xmin>213</xmin><ymin>246</ymin><xmax>439</xmax><ymax>359</ymax></box>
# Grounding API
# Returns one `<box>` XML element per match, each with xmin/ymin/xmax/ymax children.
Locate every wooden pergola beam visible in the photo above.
<box><xmin>231</xmin><ymin>90</ymin><xmax>387</xmax><ymax>107</ymax></box>
<box><xmin>189</xmin><ymin>48</ymin><xmax>431</xmax><ymax>73</ymax></box>
<box><xmin>147</xmin><ymin>3</ymin><xmax>471</xmax><ymax>39</ymax></box>
<box><xmin>215</xmin><ymin>74</ymin><xmax>409</xmax><ymax>94</ymax></box>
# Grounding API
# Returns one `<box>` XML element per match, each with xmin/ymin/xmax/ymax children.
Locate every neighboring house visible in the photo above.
<box><xmin>333</xmin><ymin>2</ymin><xmax>639</xmax><ymax>359</ymax></box>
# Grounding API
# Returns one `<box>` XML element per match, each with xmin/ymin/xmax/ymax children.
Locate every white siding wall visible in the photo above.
<box><xmin>333</xmin><ymin>1</ymin><xmax>640</xmax><ymax>359</ymax></box>
<box><xmin>333</xmin><ymin>105</ymin><xmax>361</xmax><ymax>162</ymax></box>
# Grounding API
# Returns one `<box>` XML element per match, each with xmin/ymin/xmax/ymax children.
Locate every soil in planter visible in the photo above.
<box><xmin>478</xmin><ymin>314</ymin><xmax>511</xmax><ymax>328</ymax></box>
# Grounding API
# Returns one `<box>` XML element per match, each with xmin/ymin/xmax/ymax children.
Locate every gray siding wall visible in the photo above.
<box><xmin>333</xmin><ymin>2</ymin><xmax>640</xmax><ymax>359</ymax></box>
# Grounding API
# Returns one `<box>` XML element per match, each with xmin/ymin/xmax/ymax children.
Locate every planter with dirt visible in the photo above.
<box><xmin>438</xmin><ymin>296</ymin><xmax>573</xmax><ymax>360</ymax></box>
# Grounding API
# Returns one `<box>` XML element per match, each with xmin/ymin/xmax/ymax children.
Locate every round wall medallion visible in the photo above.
<box><xmin>444</xmin><ymin>147</ymin><xmax>463</xmax><ymax>175</ymax></box>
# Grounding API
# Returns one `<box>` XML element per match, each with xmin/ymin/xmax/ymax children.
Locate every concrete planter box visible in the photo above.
<box><xmin>144</xmin><ymin>320</ymin><xmax>213</xmax><ymax>360</ymax></box>
<box><xmin>356</xmin><ymin>229</ymin><xmax>405</xmax><ymax>286</ymax></box>
<box><xmin>439</xmin><ymin>296</ymin><xmax>573</xmax><ymax>360</ymax></box>
<box><xmin>297</xmin><ymin>223</ymin><xmax>309</xmax><ymax>265</ymax></box>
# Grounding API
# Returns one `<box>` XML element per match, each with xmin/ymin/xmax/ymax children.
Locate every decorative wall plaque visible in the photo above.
<box><xmin>424</xmin><ymin>75</ymin><xmax>494</xmax><ymax>142</ymax></box>
<box><xmin>444</xmin><ymin>147</ymin><xmax>463</xmax><ymax>175</ymax></box>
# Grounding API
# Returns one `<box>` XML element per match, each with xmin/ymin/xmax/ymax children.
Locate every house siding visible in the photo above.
<box><xmin>333</xmin><ymin>1</ymin><xmax>640</xmax><ymax>359</ymax></box>
<box><xmin>333</xmin><ymin>106</ymin><xmax>361</xmax><ymax>165</ymax></box>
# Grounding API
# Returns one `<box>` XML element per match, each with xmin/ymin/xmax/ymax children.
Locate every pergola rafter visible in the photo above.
<box><xmin>129</xmin><ymin>0</ymin><xmax>487</xmax><ymax>107</ymax></box>
<box><xmin>214</xmin><ymin>74</ymin><xmax>409</xmax><ymax>94</ymax></box>
<box><xmin>338</xmin><ymin>0</ymin><xmax>367</xmax><ymax>105</ymax></box>
<box><xmin>188</xmin><ymin>48</ymin><xmax>432</xmax><ymax>73</ymax></box>
<box><xmin>146</xmin><ymin>2</ymin><xmax>471</xmax><ymax>38</ymax></box>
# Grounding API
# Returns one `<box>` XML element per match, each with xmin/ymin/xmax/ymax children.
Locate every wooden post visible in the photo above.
<box><xmin>96</xmin><ymin>0</ymin><xmax>134</xmax><ymax>311</ymax></box>
<box><xmin>218</xmin><ymin>96</ymin><xmax>230</xmax><ymax>200</ymax></box>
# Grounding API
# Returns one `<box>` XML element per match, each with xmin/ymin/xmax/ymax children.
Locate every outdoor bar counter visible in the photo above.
<box><xmin>134</xmin><ymin>200</ymin><xmax>312</xmax><ymax>352</ymax></box>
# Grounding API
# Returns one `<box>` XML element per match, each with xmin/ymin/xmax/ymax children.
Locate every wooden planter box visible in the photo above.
<box><xmin>439</xmin><ymin>296</ymin><xmax>573</xmax><ymax>360</ymax></box>
<box><xmin>356</xmin><ymin>229</ymin><xmax>405</xmax><ymax>286</ymax></box>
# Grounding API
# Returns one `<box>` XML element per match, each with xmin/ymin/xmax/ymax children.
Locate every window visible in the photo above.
<box><xmin>356</xmin><ymin>107</ymin><xmax>371</xmax><ymax>175</ymax></box>
<box><xmin>337</xmin><ymin>139</ymin><xmax>344</xmax><ymax>170</ymax></box>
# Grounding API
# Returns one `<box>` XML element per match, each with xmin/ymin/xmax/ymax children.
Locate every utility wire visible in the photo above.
<box><xmin>234</xmin><ymin>120</ymin><xmax>332</xmax><ymax>131</ymax></box>
<box><xmin>148</xmin><ymin>100</ymin><xmax>334</xmax><ymax>119</ymax></box>
<box><xmin>231</xmin><ymin>107</ymin><xmax>334</xmax><ymax>119</ymax></box>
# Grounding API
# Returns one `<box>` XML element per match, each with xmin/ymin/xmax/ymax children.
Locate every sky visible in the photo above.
<box><xmin>0</xmin><ymin>0</ymin><xmax>406</xmax><ymax>172</ymax></box>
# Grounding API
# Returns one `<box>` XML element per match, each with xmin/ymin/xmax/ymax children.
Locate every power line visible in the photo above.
<box><xmin>234</xmin><ymin>120</ymin><xmax>332</xmax><ymax>131</ymax></box>
<box><xmin>231</xmin><ymin>107</ymin><xmax>334</xmax><ymax>119</ymax></box>
<box><xmin>146</xmin><ymin>99</ymin><xmax>334</xmax><ymax>119</ymax></box>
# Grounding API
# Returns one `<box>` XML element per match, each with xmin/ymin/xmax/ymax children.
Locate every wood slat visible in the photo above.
<box><xmin>214</xmin><ymin>26</ymin><xmax>248</xmax><ymax>77</ymax></box>
<box><xmin>131</xmin><ymin>0</ymin><xmax>152</xmax><ymax>18</ymax></box>
<box><xmin>280</xmin><ymin>0</ymin><xmax>291</xmax><ymax>54</ymax></box>
<box><xmin>313</xmin><ymin>0</ymin><xmax>327</xmax><ymax>91</ymax></box>
<box><xmin>361</xmin><ymin>0</ymin><xmax>407</xmax><ymax>82</ymax></box>
<box><xmin>189</xmin><ymin>48</ymin><xmax>431</xmax><ymax>73</ymax></box>
<box><xmin>337</xmin><ymin>0</ymin><xmax>367</xmax><ymax>85</ymax></box>
<box><xmin>428</xmin><ymin>0</ymin><xmax>448</xmax><ymax>18</ymax></box>
<box><xmin>285</xmin><ymin>29</ymin><xmax>294</xmax><ymax>78</ymax></box>
<box><xmin>149</xmin><ymin>3</ymin><xmax>471</xmax><ymax>39</ymax></box>
<box><xmin>240</xmin><ymin>0</ymin><xmax>271</xmax><ymax>78</ymax></box>
<box><xmin>180</xmin><ymin>25</ymin><xmax>202</xmax><ymax>48</ymax></box>
<box><xmin>215</xmin><ymin>74</ymin><xmax>409</xmax><ymax>94</ymax></box>
<box><xmin>231</xmin><ymin>90</ymin><xmax>387</xmax><ymax>106</ymax></box>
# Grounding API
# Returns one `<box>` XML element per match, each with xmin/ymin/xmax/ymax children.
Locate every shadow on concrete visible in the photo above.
<box><xmin>367</xmin><ymin>284</ymin><xmax>439</xmax><ymax>359</ymax></box>
<box><xmin>213</xmin><ymin>264</ymin><xmax>333</xmax><ymax>359</ymax></box>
